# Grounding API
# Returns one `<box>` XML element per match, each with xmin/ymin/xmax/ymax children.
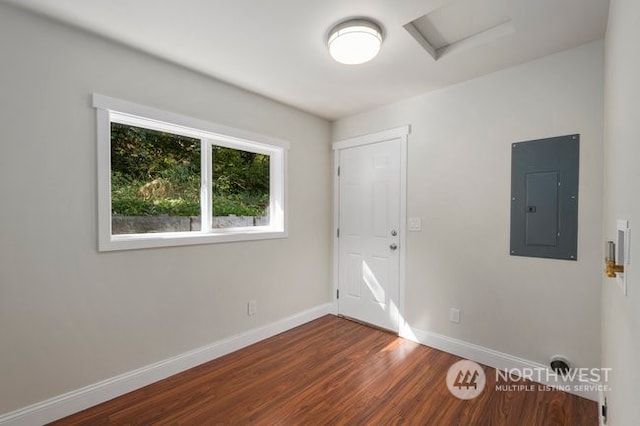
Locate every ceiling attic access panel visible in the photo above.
<box><xmin>404</xmin><ymin>0</ymin><xmax>514</xmax><ymax>60</ymax></box>
<box><xmin>510</xmin><ymin>135</ymin><xmax>579</xmax><ymax>260</ymax></box>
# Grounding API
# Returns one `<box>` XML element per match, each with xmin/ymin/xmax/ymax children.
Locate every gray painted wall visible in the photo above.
<box><xmin>0</xmin><ymin>4</ymin><xmax>332</xmax><ymax>414</ymax></box>
<box><xmin>603</xmin><ymin>0</ymin><xmax>640</xmax><ymax>424</ymax></box>
<box><xmin>333</xmin><ymin>41</ymin><xmax>604</xmax><ymax>375</ymax></box>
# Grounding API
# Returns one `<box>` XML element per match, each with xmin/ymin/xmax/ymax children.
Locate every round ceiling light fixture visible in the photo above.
<box><xmin>327</xmin><ymin>19</ymin><xmax>383</xmax><ymax>65</ymax></box>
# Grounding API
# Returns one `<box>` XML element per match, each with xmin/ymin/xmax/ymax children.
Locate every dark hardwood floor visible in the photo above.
<box><xmin>51</xmin><ymin>315</ymin><xmax>598</xmax><ymax>425</ymax></box>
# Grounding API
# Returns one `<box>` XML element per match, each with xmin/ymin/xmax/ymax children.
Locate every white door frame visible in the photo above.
<box><xmin>332</xmin><ymin>125</ymin><xmax>410</xmax><ymax>334</ymax></box>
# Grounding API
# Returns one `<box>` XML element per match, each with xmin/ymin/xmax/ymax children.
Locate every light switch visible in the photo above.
<box><xmin>408</xmin><ymin>217</ymin><xmax>422</xmax><ymax>231</ymax></box>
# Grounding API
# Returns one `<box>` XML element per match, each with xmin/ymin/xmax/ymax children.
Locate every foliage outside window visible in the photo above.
<box><xmin>94</xmin><ymin>94</ymin><xmax>287</xmax><ymax>251</ymax></box>
<box><xmin>110</xmin><ymin>124</ymin><xmax>202</xmax><ymax>230</ymax></box>
<box><xmin>211</xmin><ymin>146</ymin><xmax>270</xmax><ymax>221</ymax></box>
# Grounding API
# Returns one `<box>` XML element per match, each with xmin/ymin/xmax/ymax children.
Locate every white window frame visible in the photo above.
<box><xmin>93</xmin><ymin>94</ymin><xmax>289</xmax><ymax>251</ymax></box>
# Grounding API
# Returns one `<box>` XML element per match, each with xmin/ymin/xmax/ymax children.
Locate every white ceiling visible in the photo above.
<box><xmin>5</xmin><ymin>0</ymin><xmax>609</xmax><ymax>120</ymax></box>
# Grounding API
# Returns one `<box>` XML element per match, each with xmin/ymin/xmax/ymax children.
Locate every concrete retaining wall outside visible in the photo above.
<box><xmin>112</xmin><ymin>215</ymin><xmax>268</xmax><ymax>234</ymax></box>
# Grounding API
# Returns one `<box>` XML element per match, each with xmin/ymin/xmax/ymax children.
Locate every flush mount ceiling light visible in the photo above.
<box><xmin>327</xmin><ymin>19</ymin><xmax>383</xmax><ymax>65</ymax></box>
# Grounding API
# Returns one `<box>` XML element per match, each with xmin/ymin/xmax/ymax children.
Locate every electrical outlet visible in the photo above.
<box><xmin>450</xmin><ymin>308</ymin><xmax>460</xmax><ymax>324</ymax></box>
<box><xmin>248</xmin><ymin>300</ymin><xmax>257</xmax><ymax>316</ymax></box>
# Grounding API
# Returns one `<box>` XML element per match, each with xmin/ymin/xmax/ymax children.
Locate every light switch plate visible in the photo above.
<box><xmin>408</xmin><ymin>217</ymin><xmax>422</xmax><ymax>231</ymax></box>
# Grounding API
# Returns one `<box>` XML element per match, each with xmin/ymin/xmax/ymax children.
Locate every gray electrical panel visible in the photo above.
<box><xmin>510</xmin><ymin>135</ymin><xmax>579</xmax><ymax>260</ymax></box>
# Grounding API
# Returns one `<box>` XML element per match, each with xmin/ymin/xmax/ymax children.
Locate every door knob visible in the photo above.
<box><xmin>391</xmin><ymin>230</ymin><xmax>398</xmax><ymax>236</ymax></box>
<box><xmin>390</xmin><ymin>243</ymin><xmax>398</xmax><ymax>250</ymax></box>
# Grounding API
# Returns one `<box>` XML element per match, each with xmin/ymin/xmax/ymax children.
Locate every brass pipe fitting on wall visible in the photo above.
<box><xmin>605</xmin><ymin>258</ymin><xmax>624</xmax><ymax>278</ymax></box>
<box><xmin>605</xmin><ymin>240</ymin><xmax>624</xmax><ymax>278</ymax></box>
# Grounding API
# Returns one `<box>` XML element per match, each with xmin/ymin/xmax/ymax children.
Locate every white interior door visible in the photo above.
<box><xmin>337</xmin><ymin>138</ymin><xmax>401</xmax><ymax>332</ymax></box>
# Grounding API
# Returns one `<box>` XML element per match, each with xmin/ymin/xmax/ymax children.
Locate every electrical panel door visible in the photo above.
<box><xmin>510</xmin><ymin>135</ymin><xmax>579</xmax><ymax>260</ymax></box>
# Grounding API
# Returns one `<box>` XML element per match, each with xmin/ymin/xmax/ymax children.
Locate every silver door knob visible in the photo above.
<box><xmin>391</xmin><ymin>230</ymin><xmax>398</xmax><ymax>236</ymax></box>
<box><xmin>390</xmin><ymin>243</ymin><xmax>398</xmax><ymax>250</ymax></box>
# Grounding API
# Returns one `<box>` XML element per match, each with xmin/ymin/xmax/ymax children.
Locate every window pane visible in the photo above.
<box><xmin>111</xmin><ymin>122</ymin><xmax>201</xmax><ymax>234</ymax></box>
<box><xmin>212</xmin><ymin>146</ymin><xmax>270</xmax><ymax>228</ymax></box>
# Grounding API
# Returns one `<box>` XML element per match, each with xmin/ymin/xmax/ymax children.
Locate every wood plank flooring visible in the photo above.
<box><xmin>50</xmin><ymin>315</ymin><xmax>598</xmax><ymax>425</ymax></box>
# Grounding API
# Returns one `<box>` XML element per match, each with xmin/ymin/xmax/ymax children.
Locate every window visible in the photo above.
<box><xmin>94</xmin><ymin>94</ymin><xmax>288</xmax><ymax>251</ymax></box>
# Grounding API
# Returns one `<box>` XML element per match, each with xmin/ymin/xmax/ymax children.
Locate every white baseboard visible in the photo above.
<box><xmin>399</xmin><ymin>324</ymin><xmax>599</xmax><ymax>401</ymax></box>
<box><xmin>0</xmin><ymin>303</ymin><xmax>332</xmax><ymax>426</ymax></box>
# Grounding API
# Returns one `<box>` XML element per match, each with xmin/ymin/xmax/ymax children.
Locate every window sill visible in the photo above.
<box><xmin>99</xmin><ymin>227</ymin><xmax>287</xmax><ymax>252</ymax></box>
